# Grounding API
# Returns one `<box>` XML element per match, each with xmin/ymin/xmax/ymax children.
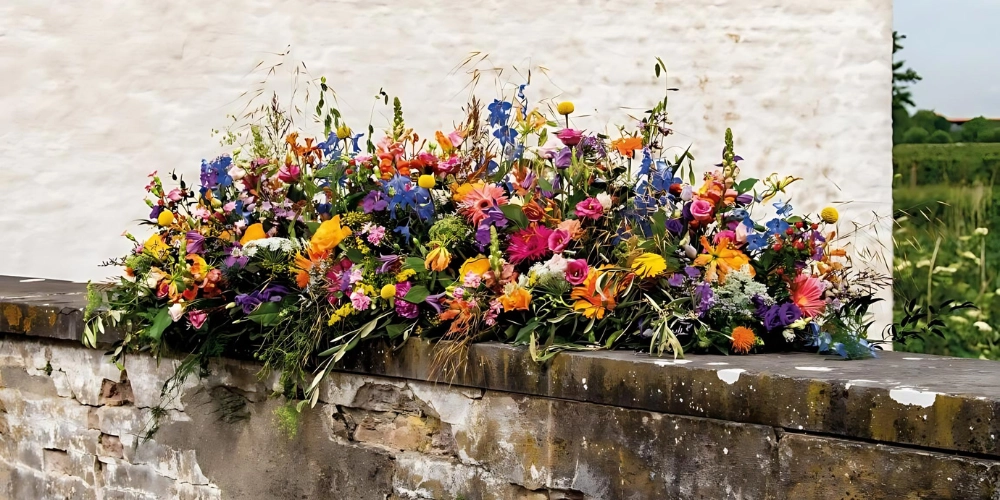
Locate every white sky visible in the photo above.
<box><xmin>894</xmin><ymin>0</ymin><xmax>1000</xmax><ymax>118</ymax></box>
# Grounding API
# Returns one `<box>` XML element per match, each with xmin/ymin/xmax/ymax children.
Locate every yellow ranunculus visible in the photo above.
<box><xmin>310</xmin><ymin>215</ymin><xmax>352</xmax><ymax>253</ymax></box>
<box><xmin>458</xmin><ymin>257</ymin><xmax>491</xmax><ymax>279</ymax></box>
<box><xmin>425</xmin><ymin>246</ymin><xmax>452</xmax><ymax>272</ymax></box>
<box><xmin>240</xmin><ymin>223</ymin><xmax>267</xmax><ymax>245</ymax></box>
<box><xmin>631</xmin><ymin>253</ymin><xmax>667</xmax><ymax>279</ymax></box>
<box><xmin>418</xmin><ymin>174</ymin><xmax>436</xmax><ymax>190</ymax></box>
<box><xmin>380</xmin><ymin>284</ymin><xmax>397</xmax><ymax>300</ymax></box>
<box><xmin>157</xmin><ymin>211</ymin><xmax>175</xmax><ymax>226</ymax></box>
<box><xmin>820</xmin><ymin>206</ymin><xmax>839</xmax><ymax>224</ymax></box>
<box><xmin>557</xmin><ymin>101</ymin><xmax>575</xmax><ymax>116</ymax></box>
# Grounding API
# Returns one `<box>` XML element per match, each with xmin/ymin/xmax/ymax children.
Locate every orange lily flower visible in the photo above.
<box><xmin>611</xmin><ymin>136</ymin><xmax>643</xmax><ymax>157</ymax></box>
<box><xmin>692</xmin><ymin>237</ymin><xmax>753</xmax><ymax>283</ymax></box>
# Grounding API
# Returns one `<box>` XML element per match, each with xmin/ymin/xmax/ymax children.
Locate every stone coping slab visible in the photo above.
<box><xmin>3</xmin><ymin>275</ymin><xmax>1000</xmax><ymax>458</ymax></box>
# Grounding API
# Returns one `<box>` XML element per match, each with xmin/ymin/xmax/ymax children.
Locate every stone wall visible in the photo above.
<box><xmin>0</xmin><ymin>0</ymin><xmax>893</xmax><ymax>300</ymax></box>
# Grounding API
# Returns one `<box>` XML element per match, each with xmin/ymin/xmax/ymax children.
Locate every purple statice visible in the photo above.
<box><xmin>694</xmin><ymin>282</ymin><xmax>715</xmax><ymax>316</ymax></box>
<box><xmin>581</xmin><ymin>135</ymin><xmax>607</xmax><ymax>158</ymax></box>
<box><xmin>762</xmin><ymin>302</ymin><xmax>802</xmax><ymax>331</ymax></box>
<box><xmin>185</xmin><ymin>232</ymin><xmax>206</xmax><ymax>254</ymax></box>
<box><xmin>394</xmin><ymin>282</ymin><xmax>419</xmax><ymax>319</ymax></box>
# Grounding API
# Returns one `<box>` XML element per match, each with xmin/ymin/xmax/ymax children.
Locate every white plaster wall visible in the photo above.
<box><xmin>0</xmin><ymin>0</ymin><xmax>893</xmax><ymax>325</ymax></box>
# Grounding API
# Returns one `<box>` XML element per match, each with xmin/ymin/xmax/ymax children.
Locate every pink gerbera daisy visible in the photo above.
<box><xmin>791</xmin><ymin>273</ymin><xmax>827</xmax><ymax>318</ymax></box>
<box><xmin>508</xmin><ymin>225</ymin><xmax>553</xmax><ymax>264</ymax></box>
<box><xmin>460</xmin><ymin>184</ymin><xmax>508</xmax><ymax>227</ymax></box>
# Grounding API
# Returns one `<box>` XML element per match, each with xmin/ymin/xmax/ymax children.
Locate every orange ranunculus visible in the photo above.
<box><xmin>692</xmin><ymin>236</ymin><xmax>753</xmax><ymax>283</ymax></box>
<box><xmin>458</xmin><ymin>257</ymin><xmax>491</xmax><ymax>280</ymax></box>
<box><xmin>240</xmin><ymin>223</ymin><xmax>267</xmax><ymax>245</ymax></box>
<box><xmin>425</xmin><ymin>246</ymin><xmax>452</xmax><ymax>272</ymax></box>
<box><xmin>611</xmin><ymin>136</ymin><xmax>643</xmax><ymax>157</ymax></box>
<box><xmin>499</xmin><ymin>286</ymin><xmax>532</xmax><ymax>312</ymax></box>
<box><xmin>310</xmin><ymin>215</ymin><xmax>352</xmax><ymax>254</ymax></box>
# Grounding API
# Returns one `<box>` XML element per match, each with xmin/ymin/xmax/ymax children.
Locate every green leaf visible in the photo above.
<box><xmin>404</xmin><ymin>257</ymin><xmax>426</xmax><ymax>273</ymax></box>
<box><xmin>145</xmin><ymin>307</ymin><xmax>172</xmax><ymax>341</ymax></box>
<box><xmin>403</xmin><ymin>285</ymin><xmax>430</xmax><ymax>303</ymax></box>
<box><xmin>346</xmin><ymin>248</ymin><xmax>364</xmax><ymax>263</ymax></box>
<box><xmin>537</xmin><ymin>176</ymin><xmax>554</xmax><ymax>192</ymax></box>
<box><xmin>514</xmin><ymin>320</ymin><xmax>540</xmax><ymax>344</ymax></box>
<box><xmin>248</xmin><ymin>302</ymin><xmax>282</xmax><ymax>326</ymax></box>
<box><xmin>385</xmin><ymin>323</ymin><xmax>408</xmax><ymax>339</ymax></box>
<box><xmin>734</xmin><ymin>177</ymin><xmax>758</xmax><ymax>194</ymax></box>
<box><xmin>537</xmin><ymin>128</ymin><xmax>548</xmax><ymax>147</ymax></box>
<box><xmin>499</xmin><ymin>204</ymin><xmax>529</xmax><ymax>229</ymax></box>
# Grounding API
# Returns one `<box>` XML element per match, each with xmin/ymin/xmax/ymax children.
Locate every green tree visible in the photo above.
<box><xmin>902</xmin><ymin>126</ymin><xmax>930</xmax><ymax>144</ymax></box>
<box><xmin>892</xmin><ymin>32</ymin><xmax>922</xmax><ymax>144</ymax></box>
<box><xmin>979</xmin><ymin>128</ymin><xmax>1000</xmax><ymax>143</ymax></box>
<box><xmin>928</xmin><ymin>130</ymin><xmax>953</xmax><ymax>144</ymax></box>
<box><xmin>961</xmin><ymin>117</ymin><xmax>992</xmax><ymax>142</ymax></box>
<box><xmin>911</xmin><ymin>110</ymin><xmax>951</xmax><ymax>133</ymax></box>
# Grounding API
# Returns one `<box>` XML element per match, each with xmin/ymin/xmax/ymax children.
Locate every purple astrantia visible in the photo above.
<box><xmin>223</xmin><ymin>244</ymin><xmax>249</xmax><ymax>269</ymax></box>
<box><xmin>185</xmin><ymin>232</ymin><xmax>206</xmax><ymax>255</ymax></box>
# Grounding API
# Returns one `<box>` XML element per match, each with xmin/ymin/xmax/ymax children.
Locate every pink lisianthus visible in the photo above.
<box><xmin>187</xmin><ymin>310</ymin><xmax>208</xmax><ymax>329</ymax></box>
<box><xmin>575</xmin><ymin>198</ymin><xmax>604</xmax><ymax>220</ymax></box>
<box><xmin>714</xmin><ymin>230</ymin><xmax>737</xmax><ymax>246</ymax></box>
<box><xmin>689</xmin><ymin>198</ymin><xmax>714</xmax><ymax>222</ymax></box>
<box><xmin>167</xmin><ymin>188</ymin><xmax>184</xmax><ymax>202</ymax></box>
<box><xmin>277</xmin><ymin>164</ymin><xmax>301</xmax><ymax>183</ymax></box>
<box><xmin>548</xmin><ymin>228</ymin><xmax>571</xmax><ymax>253</ymax></box>
<box><xmin>565</xmin><ymin>259</ymin><xmax>590</xmax><ymax>285</ymax></box>
<box><xmin>556</xmin><ymin>128</ymin><xmax>584</xmax><ymax>147</ymax></box>
<box><xmin>350</xmin><ymin>290</ymin><xmax>371</xmax><ymax>311</ymax></box>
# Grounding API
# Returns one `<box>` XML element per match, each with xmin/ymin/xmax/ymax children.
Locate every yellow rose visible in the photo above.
<box><xmin>425</xmin><ymin>246</ymin><xmax>452</xmax><ymax>272</ymax></box>
<box><xmin>557</xmin><ymin>101</ymin><xmax>575</xmax><ymax>116</ymax></box>
<box><xmin>157</xmin><ymin>211</ymin><xmax>175</xmax><ymax>226</ymax></box>
<box><xmin>458</xmin><ymin>257</ymin><xmax>491</xmax><ymax>279</ymax></box>
<box><xmin>310</xmin><ymin>215</ymin><xmax>352</xmax><ymax>253</ymax></box>
<box><xmin>239</xmin><ymin>223</ymin><xmax>267</xmax><ymax>245</ymax></box>
<box><xmin>631</xmin><ymin>253</ymin><xmax>667</xmax><ymax>279</ymax></box>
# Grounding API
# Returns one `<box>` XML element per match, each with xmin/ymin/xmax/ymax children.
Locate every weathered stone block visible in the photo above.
<box><xmin>778</xmin><ymin>433</ymin><xmax>999</xmax><ymax>499</ymax></box>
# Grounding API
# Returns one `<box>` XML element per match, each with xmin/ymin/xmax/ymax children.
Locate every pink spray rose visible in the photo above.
<box><xmin>187</xmin><ymin>309</ymin><xmax>207</xmax><ymax>329</ymax></box>
<box><xmin>689</xmin><ymin>198</ymin><xmax>714</xmax><ymax>222</ymax></box>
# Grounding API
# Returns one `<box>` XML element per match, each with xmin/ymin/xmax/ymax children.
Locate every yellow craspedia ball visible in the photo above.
<box><xmin>336</xmin><ymin>125</ymin><xmax>352</xmax><ymax>140</ymax></box>
<box><xmin>820</xmin><ymin>206</ymin><xmax>839</xmax><ymax>224</ymax></box>
<box><xmin>557</xmin><ymin>101</ymin><xmax>575</xmax><ymax>116</ymax></box>
<box><xmin>157</xmin><ymin>210</ymin><xmax>175</xmax><ymax>226</ymax></box>
<box><xmin>380</xmin><ymin>284</ymin><xmax>397</xmax><ymax>300</ymax></box>
<box><xmin>417</xmin><ymin>174</ymin><xmax>436</xmax><ymax>189</ymax></box>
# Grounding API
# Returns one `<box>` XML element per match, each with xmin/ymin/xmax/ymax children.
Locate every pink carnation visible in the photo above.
<box><xmin>350</xmin><ymin>290</ymin><xmax>371</xmax><ymax>311</ymax></box>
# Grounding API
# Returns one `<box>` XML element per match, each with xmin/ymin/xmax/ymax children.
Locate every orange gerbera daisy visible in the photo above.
<box><xmin>692</xmin><ymin>236</ymin><xmax>753</xmax><ymax>283</ymax></box>
<box><xmin>730</xmin><ymin>326</ymin><xmax>757</xmax><ymax>354</ymax></box>
<box><xmin>570</xmin><ymin>268</ymin><xmax>627</xmax><ymax>320</ymax></box>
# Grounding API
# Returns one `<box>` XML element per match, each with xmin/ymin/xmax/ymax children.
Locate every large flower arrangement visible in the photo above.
<box><xmin>89</xmin><ymin>65</ymin><xmax>883</xmax><ymax>400</ymax></box>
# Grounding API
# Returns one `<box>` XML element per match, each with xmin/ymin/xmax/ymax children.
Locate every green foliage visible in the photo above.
<box><xmin>273</xmin><ymin>401</ymin><xmax>302</xmax><ymax>439</ymax></box>
<box><xmin>927</xmin><ymin>130</ymin><xmax>953</xmax><ymax>144</ymax></box>
<box><xmin>910</xmin><ymin>110</ymin><xmax>951</xmax><ymax>134</ymax></box>
<box><xmin>980</xmin><ymin>128</ymin><xmax>1000</xmax><ymax>144</ymax></box>
<box><xmin>902</xmin><ymin>126</ymin><xmax>929</xmax><ymax>144</ymax></box>
<box><xmin>893</xmin><ymin>143</ymin><xmax>1000</xmax><ymax>185</ymax></box>
<box><xmin>892</xmin><ymin>32</ymin><xmax>921</xmax><ymax>112</ymax></box>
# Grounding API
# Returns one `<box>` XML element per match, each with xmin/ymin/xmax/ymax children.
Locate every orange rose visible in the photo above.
<box><xmin>499</xmin><ymin>286</ymin><xmax>531</xmax><ymax>312</ymax></box>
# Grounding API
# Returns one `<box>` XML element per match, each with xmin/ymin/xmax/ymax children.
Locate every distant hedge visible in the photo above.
<box><xmin>893</xmin><ymin>143</ymin><xmax>1000</xmax><ymax>185</ymax></box>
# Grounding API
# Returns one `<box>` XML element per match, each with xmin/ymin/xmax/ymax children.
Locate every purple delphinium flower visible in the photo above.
<box><xmin>362</xmin><ymin>190</ymin><xmax>388</xmax><ymax>213</ymax></box>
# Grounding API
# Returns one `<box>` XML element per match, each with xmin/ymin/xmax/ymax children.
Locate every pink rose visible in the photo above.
<box><xmin>187</xmin><ymin>310</ymin><xmax>208</xmax><ymax>330</ymax></box>
<box><xmin>565</xmin><ymin>259</ymin><xmax>590</xmax><ymax>285</ymax></box>
<box><xmin>548</xmin><ymin>229</ymin><xmax>571</xmax><ymax>253</ymax></box>
<box><xmin>556</xmin><ymin>128</ymin><xmax>584</xmax><ymax>147</ymax></box>
<box><xmin>575</xmin><ymin>198</ymin><xmax>604</xmax><ymax>220</ymax></box>
<box><xmin>689</xmin><ymin>198</ymin><xmax>714</xmax><ymax>222</ymax></box>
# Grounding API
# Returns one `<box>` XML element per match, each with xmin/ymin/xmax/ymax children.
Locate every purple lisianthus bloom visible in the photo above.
<box><xmin>763</xmin><ymin>303</ymin><xmax>802</xmax><ymax>331</ymax></box>
<box><xmin>425</xmin><ymin>293</ymin><xmax>446</xmax><ymax>314</ymax></box>
<box><xmin>150</xmin><ymin>205</ymin><xmax>164</xmax><ymax>219</ymax></box>
<box><xmin>234</xmin><ymin>284</ymin><xmax>289</xmax><ymax>314</ymax></box>
<box><xmin>259</xmin><ymin>284</ymin><xmax>289</xmax><ymax>302</ymax></box>
<box><xmin>736</xmin><ymin>193</ymin><xmax>754</xmax><ymax>205</ymax></box>
<box><xmin>694</xmin><ymin>282</ymin><xmax>715</xmax><ymax>316</ymax></box>
<box><xmin>394</xmin><ymin>282</ymin><xmax>419</xmax><ymax>319</ymax></box>
<box><xmin>234</xmin><ymin>293</ymin><xmax>262</xmax><ymax>315</ymax></box>
<box><xmin>185</xmin><ymin>231</ymin><xmax>206</xmax><ymax>255</ymax></box>
<box><xmin>665</xmin><ymin>218</ymin><xmax>684</xmax><ymax>236</ymax></box>
<box><xmin>554</xmin><ymin>147</ymin><xmax>575</xmax><ymax>169</ymax></box>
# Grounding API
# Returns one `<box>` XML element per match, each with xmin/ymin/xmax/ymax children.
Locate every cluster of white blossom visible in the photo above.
<box><xmin>712</xmin><ymin>267</ymin><xmax>772</xmax><ymax>320</ymax></box>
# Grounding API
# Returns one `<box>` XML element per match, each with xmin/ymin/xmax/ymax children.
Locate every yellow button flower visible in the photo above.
<box><xmin>418</xmin><ymin>174</ymin><xmax>436</xmax><ymax>189</ymax></box>
<box><xmin>820</xmin><ymin>207</ymin><xmax>839</xmax><ymax>224</ymax></box>
<box><xmin>380</xmin><ymin>284</ymin><xmax>397</xmax><ymax>300</ymax></box>
<box><xmin>557</xmin><ymin>101</ymin><xmax>575</xmax><ymax>116</ymax></box>
<box><xmin>157</xmin><ymin>211</ymin><xmax>175</xmax><ymax>226</ymax></box>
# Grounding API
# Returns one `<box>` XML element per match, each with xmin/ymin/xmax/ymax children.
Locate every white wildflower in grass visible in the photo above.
<box><xmin>976</xmin><ymin>227</ymin><xmax>989</xmax><ymax>236</ymax></box>
<box><xmin>915</xmin><ymin>259</ymin><xmax>931</xmax><ymax>268</ymax></box>
<box><xmin>950</xmin><ymin>316</ymin><xmax>969</xmax><ymax>324</ymax></box>
<box><xmin>932</xmin><ymin>266</ymin><xmax>958</xmax><ymax>274</ymax></box>
<box><xmin>959</xmin><ymin>251</ymin><xmax>981</xmax><ymax>264</ymax></box>
<box><xmin>973</xmin><ymin>321</ymin><xmax>993</xmax><ymax>332</ymax></box>
<box><xmin>245</xmin><ymin>237</ymin><xmax>295</xmax><ymax>253</ymax></box>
